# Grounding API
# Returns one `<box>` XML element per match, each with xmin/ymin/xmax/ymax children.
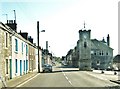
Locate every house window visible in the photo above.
<box><xmin>84</xmin><ymin>42</ymin><xmax>87</xmax><ymax>48</ymax></box>
<box><xmin>26</xmin><ymin>45</ymin><xmax>28</xmax><ymax>55</ymax></box>
<box><xmin>15</xmin><ymin>39</ymin><xmax>18</xmax><ymax>52</ymax></box>
<box><xmin>96</xmin><ymin>60</ymin><xmax>100</xmax><ymax>65</ymax></box>
<box><xmin>6</xmin><ymin>59</ymin><xmax>8</xmax><ymax>74</ymax></box>
<box><xmin>102</xmin><ymin>51</ymin><xmax>104</xmax><ymax>55</ymax></box>
<box><xmin>15</xmin><ymin>59</ymin><xmax>18</xmax><ymax>73</ymax></box>
<box><xmin>5</xmin><ymin>33</ymin><xmax>8</xmax><ymax>48</ymax></box>
<box><xmin>24</xmin><ymin>60</ymin><xmax>25</xmax><ymax>72</ymax></box>
<box><xmin>94</xmin><ymin>52</ymin><xmax>96</xmax><ymax>55</ymax></box>
<box><xmin>22</xmin><ymin>42</ymin><xmax>23</xmax><ymax>53</ymax></box>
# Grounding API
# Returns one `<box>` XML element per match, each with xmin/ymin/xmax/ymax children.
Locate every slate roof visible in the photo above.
<box><xmin>91</xmin><ymin>39</ymin><xmax>113</xmax><ymax>50</ymax></box>
<box><xmin>113</xmin><ymin>55</ymin><xmax>120</xmax><ymax>63</ymax></box>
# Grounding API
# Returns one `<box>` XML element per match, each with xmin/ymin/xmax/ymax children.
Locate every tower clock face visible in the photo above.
<box><xmin>83</xmin><ymin>34</ymin><xmax>87</xmax><ymax>39</ymax></box>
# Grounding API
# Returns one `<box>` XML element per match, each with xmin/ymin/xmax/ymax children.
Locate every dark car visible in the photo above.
<box><xmin>42</xmin><ymin>64</ymin><xmax>52</xmax><ymax>73</ymax></box>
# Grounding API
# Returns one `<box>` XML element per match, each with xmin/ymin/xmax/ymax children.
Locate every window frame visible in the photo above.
<box><xmin>15</xmin><ymin>39</ymin><xmax>18</xmax><ymax>52</ymax></box>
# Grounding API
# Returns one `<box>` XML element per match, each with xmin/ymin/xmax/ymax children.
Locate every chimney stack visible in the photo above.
<box><xmin>107</xmin><ymin>34</ymin><xmax>110</xmax><ymax>46</ymax></box>
<box><xmin>28</xmin><ymin>36</ymin><xmax>33</xmax><ymax>43</ymax></box>
<box><xmin>6</xmin><ymin>20</ymin><xmax>17</xmax><ymax>32</ymax></box>
<box><xmin>18</xmin><ymin>32</ymin><xmax>28</xmax><ymax>40</ymax></box>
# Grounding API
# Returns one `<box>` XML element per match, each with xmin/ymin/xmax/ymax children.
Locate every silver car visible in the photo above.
<box><xmin>42</xmin><ymin>64</ymin><xmax>52</xmax><ymax>73</ymax></box>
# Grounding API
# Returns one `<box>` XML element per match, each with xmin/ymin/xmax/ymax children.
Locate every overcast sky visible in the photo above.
<box><xmin>0</xmin><ymin>0</ymin><xmax>119</xmax><ymax>57</ymax></box>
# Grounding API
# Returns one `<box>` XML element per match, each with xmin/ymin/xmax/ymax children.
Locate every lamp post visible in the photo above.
<box><xmin>37</xmin><ymin>21</ymin><xmax>45</xmax><ymax>73</ymax></box>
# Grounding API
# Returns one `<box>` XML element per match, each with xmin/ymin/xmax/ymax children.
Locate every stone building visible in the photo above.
<box><xmin>28</xmin><ymin>36</ymin><xmax>36</xmax><ymax>72</ymax></box>
<box><xmin>91</xmin><ymin>37</ymin><xmax>113</xmax><ymax>70</ymax></box>
<box><xmin>0</xmin><ymin>21</ymin><xmax>19</xmax><ymax>88</ymax></box>
<box><xmin>79</xmin><ymin>25</ymin><xmax>113</xmax><ymax>70</ymax></box>
<box><xmin>72</xmin><ymin>41</ymin><xmax>79</xmax><ymax>68</ymax></box>
<box><xmin>0</xmin><ymin>22</ymin><xmax>13</xmax><ymax>81</ymax></box>
<box><xmin>66</xmin><ymin>49</ymin><xmax>73</xmax><ymax>66</ymax></box>
<box><xmin>113</xmin><ymin>55</ymin><xmax>120</xmax><ymax>70</ymax></box>
<box><xmin>66</xmin><ymin>24</ymin><xmax>113</xmax><ymax>70</ymax></box>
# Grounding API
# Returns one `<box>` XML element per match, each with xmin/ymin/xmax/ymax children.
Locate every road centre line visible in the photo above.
<box><xmin>65</xmin><ymin>76</ymin><xmax>68</xmax><ymax>80</ymax></box>
<box><xmin>60</xmin><ymin>68</ymin><xmax>73</xmax><ymax>87</ymax></box>
<box><xmin>68</xmin><ymin>81</ymin><xmax>72</xmax><ymax>85</ymax></box>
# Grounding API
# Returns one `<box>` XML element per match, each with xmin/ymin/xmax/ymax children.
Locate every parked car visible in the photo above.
<box><xmin>42</xmin><ymin>64</ymin><xmax>52</xmax><ymax>73</ymax></box>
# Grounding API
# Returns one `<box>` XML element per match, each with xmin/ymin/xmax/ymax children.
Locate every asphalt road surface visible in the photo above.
<box><xmin>19</xmin><ymin>65</ymin><xmax>119</xmax><ymax>88</ymax></box>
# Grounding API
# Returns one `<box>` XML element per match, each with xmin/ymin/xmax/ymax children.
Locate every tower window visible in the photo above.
<box><xmin>84</xmin><ymin>42</ymin><xmax>87</xmax><ymax>48</ymax></box>
<box><xmin>106</xmin><ymin>52</ymin><xmax>108</xmax><ymax>55</ymax></box>
<box><xmin>91</xmin><ymin>51</ymin><xmax>94</xmax><ymax>54</ymax></box>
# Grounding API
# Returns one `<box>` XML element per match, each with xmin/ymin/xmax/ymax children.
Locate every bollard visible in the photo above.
<box><xmin>101</xmin><ymin>70</ymin><xmax>104</xmax><ymax>74</ymax></box>
<box><xmin>114</xmin><ymin>71</ymin><xmax>117</xmax><ymax>75</ymax></box>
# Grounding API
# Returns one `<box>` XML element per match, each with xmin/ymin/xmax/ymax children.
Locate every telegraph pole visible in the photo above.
<box><xmin>37</xmin><ymin>21</ymin><xmax>40</xmax><ymax>73</ymax></box>
<box><xmin>46</xmin><ymin>41</ymin><xmax>48</xmax><ymax>64</ymax></box>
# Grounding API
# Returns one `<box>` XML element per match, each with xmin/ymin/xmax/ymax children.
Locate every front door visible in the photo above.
<box><xmin>10</xmin><ymin>59</ymin><xmax>12</xmax><ymax>79</ymax></box>
<box><xmin>20</xmin><ymin>60</ymin><xmax>22</xmax><ymax>76</ymax></box>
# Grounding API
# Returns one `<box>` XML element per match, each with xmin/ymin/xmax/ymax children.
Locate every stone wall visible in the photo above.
<box><xmin>0</xmin><ymin>27</ymin><xmax>12</xmax><ymax>81</ymax></box>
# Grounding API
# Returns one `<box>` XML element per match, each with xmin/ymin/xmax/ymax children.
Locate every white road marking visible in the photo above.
<box><xmin>60</xmin><ymin>68</ymin><xmax>73</xmax><ymax>87</ymax></box>
<box><xmin>65</xmin><ymin>76</ymin><xmax>68</xmax><ymax>80</ymax></box>
<box><xmin>16</xmin><ymin>73</ymin><xmax>40</xmax><ymax>87</ymax></box>
<box><xmin>68</xmin><ymin>81</ymin><xmax>72</xmax><ymax>85</ymax></box>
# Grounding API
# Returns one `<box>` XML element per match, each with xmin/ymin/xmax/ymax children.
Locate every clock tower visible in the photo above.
<box><xmin>78</xmin><ymin>23</ymin><xmax>91</xmax><ymax>70</ymax></box>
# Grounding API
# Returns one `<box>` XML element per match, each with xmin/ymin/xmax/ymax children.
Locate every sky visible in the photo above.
<box><xmin>0</xmin><ymin>0</ymin><xmax>119</xmax><ymax>57</ymax></box>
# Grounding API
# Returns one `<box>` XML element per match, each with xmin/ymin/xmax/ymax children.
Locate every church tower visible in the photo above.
<box><xmin>78</xmin><ymin>23</ymin><xmax>91</xmax><ymax>70</ymax></box>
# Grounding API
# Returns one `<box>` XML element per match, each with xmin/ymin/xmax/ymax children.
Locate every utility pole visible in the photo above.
<box><xmin>46</xmin><ymin>41</ymin><xmax>48</xmax><ymax>64</ymax></box>
<box><xmin>37</xmin><ymin>21</ymin><xmax>40</xmax><ymax>73</ymax></box>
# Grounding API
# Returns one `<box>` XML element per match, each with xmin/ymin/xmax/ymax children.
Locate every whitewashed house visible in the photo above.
<box><xmin>11</xmin><ymin>33</ymin><xmax>29</xmax><ymax>78</ymax></box>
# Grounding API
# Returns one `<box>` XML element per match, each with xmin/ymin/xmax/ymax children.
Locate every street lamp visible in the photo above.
<box><xmin>37</xmin><ymin>21</ymin><xmax>45</xmax><ymax>73</ymax></box>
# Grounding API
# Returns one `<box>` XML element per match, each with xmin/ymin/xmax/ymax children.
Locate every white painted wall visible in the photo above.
<box><xmin>11</xmin><ymin>35</ymin><xmax>29</xmax><ymax>78</ymax></box>
<box><xmin>35</xmin><ymin>48</ymin><xmax>38</xmax><ymax>72</ymax></box>
<box><xmin>35</xmin><ymin>48</ymin><xmax>43</xmax><ymax>72</ymax></box>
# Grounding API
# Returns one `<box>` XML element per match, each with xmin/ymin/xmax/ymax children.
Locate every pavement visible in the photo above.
<box><xmin>92</xmin><ymin>70</ymin><xmax>120</xmax><ymax>84</ymax></box>
<box><xmin>6</xmin><ymin>71</ymin><xmax>38</xmax><ymax>87</ymax></box>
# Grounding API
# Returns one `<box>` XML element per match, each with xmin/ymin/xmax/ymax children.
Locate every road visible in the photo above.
<box><xmin>18</xmin><ymin>64</ymin><xmax>119</xmax><ymax>87</ymax></box>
